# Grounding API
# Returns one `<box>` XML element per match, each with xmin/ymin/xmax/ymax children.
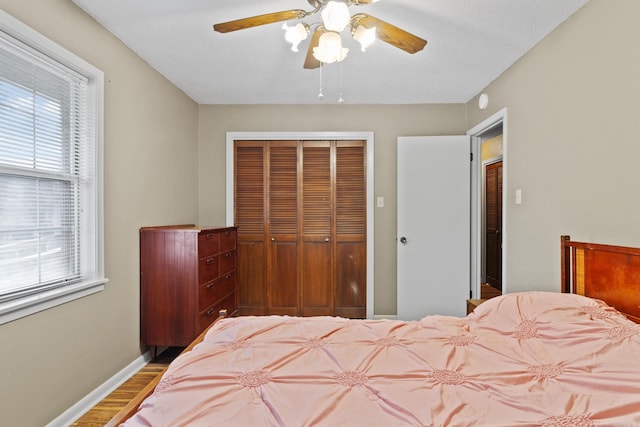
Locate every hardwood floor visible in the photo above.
<box><xmin>71</xmin><ymin>347</ymin><xmax>182</xmax><ymax>426</ymax></box>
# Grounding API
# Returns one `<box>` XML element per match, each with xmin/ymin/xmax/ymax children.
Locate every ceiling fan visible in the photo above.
<box><xmin>212</xmin><ymin>0</ymin><xmax>427</xmax><ymax>69</ymax></box>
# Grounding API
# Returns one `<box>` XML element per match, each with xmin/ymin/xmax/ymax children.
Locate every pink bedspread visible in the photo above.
<box><xmin>124</xmin><ymin>292</ymin><xmax>640</xmax><ymax>426</ymax></box>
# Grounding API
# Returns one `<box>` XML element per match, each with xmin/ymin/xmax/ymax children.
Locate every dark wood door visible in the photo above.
<box><xmin>268</xmin><ymin>141</ymin><xmax>299</xmax><ymax>315</ymax></box>
<box><xmin>301</xmin><ymin>141</ymin><xmax>333</xmax><ymax>316</ymax></box>
<box><xmin>485</xmin><ymin>161</ymin><xmax>502</xmax><ymax>290</ymax></box>
<box><xmin>234</xmin><ymin>142</ymin><xmax>268</xmax><ymax>315</ymax></box>
<box><xmin>334</xmin><ymin>141</ymin><xmax>367</xmax><ymax>318</ymax></box>
<box><xmin>234</xmin><ymin>139</ymin><xmax>366</xmax><ymax>317</ymax></box>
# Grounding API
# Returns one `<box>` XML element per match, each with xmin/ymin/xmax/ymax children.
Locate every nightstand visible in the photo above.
<box><xmin>466</xmin><ymin>299</ymin><xmax>487</xmax><ymax>315</ymax></box>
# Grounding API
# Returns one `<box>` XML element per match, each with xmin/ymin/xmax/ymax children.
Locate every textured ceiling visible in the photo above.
<box><xmin>71</xmin><ymin>0</ymin><xmax>589</xmax><ymax>104</ymax></box>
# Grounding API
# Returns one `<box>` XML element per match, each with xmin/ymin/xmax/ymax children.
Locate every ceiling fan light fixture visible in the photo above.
<box><xmin>321</xmin><ymin>1</ymin><xmax>351</xmax><ymax>32</ymax></box>
<box><xmin>352</xmin><ymin>25</ymin><xmax>376</xmax><ymax>52</ymax></box>
<box><xmin>213</xmin><ymin>1</ymin><xmax>427</xmax><ymax>74</ymax></box>
<box><xmin>313</xmin><ymin>31</ymin><xmax>349</xmax><ymax>64</ymax></box>
<box><xmin>282</xmin><ymin>22</ymin><xmax>309</xmax><ymax>52</ymax></box>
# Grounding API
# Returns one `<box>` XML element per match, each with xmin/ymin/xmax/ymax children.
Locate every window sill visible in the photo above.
<box><xmin>0</xmin><ymin>278</ymin><xmax>108</xmax><ymax>325</ymax></box>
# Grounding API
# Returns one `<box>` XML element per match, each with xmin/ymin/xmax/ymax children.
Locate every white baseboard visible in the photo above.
<box><xmin>373</xmin><ymin>314</ymin><xmax>398</xmax><ymax>320</ymax></box>
<box><xmin>46</xmin><ymin>351</ymin><xmax>151</xmax><ymax>427</ymax></box>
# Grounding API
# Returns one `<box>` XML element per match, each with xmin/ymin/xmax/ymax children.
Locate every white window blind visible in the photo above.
<box><xmin>0</xmin><ymin>11</ymin><xmax>105</xmax><ymax>323</ymax></box>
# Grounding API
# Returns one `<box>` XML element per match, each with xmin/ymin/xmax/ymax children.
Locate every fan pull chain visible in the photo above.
<box><xmin>318</xmin><ymin>61</ymin><xmax>324</xmax><ymax>101</ymax></box>
<box><xmin>338</xmin><ymin>62</ymin><xmax>344</xmax><ymax>104</ymax></box>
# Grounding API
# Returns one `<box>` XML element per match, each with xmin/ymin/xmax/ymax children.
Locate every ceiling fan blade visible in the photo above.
<box><xmin>303</xmin><ymin>28</ymin><xmax>324</xmax><ymax>69</ymax></box>
<box><xmin>214</xmin><ymin>10</ymin><xmax>307</xmax><ymax>33</ymax></box>
<box><xmin>354</xmin><ymin>14</ymin><xmax>427</xmax><ymax>54</ymax></box>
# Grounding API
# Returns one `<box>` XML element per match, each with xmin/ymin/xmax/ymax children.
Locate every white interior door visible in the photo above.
<box><xmin>397</xmin><ymin>136</ymin><xmax>470</xmax><ymax>320</ymax></box>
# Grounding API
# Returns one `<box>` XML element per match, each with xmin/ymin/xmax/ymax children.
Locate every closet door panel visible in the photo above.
<box><xmin>497</xmin><ymin>163</ymin><xmax>503</xmax><ymax>290</ymax></box>
<box><xmin>335</xmin><ymin>141</ymin><xmax>366</xmax><ymax>317</ymax></box>
<box><xmin>235</xmin><ymin>142</ymin><xmax>267</xmax><ymax>315</ymax></box>
<box><xmin>268</xmin><ymin>142</ymin><xmax>299</xmax><ymax>314</ymax></box>
<box><xmin>301</xmin><ymin>141</ymin><xmax>333</xmax><ymax>315</ymax></box>
<box><xmin>485</xmin><ymin>161</ymin><xmax>502</xmax><ymax>290</ymax></box>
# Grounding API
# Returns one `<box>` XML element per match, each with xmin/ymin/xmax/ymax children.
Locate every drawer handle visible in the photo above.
<box><xmin>206</xmin><ymin>282</ymin><xmax>216</xmax><ymax>289</ymax></box>
<box><xmin>206</xmin><ymin>307</ymin><xmax>216</xmax><ymax>317</ymax></box>
<box><xmin>225</xmin><ymin>252</ymin><xmax>232</xmax><ymax>258</ymax></box>
<box><xmin>206</xmin><ymin>233</ymin><xmax>214</xmax><ymax>240</ymax></box>
<box><xmin>206</xmin><ymin>258</ymin><xmax>216</xmax><ymax>265</ymax></box>
<box><xmin>225</xmin><ymin>274</ymin><xmax>232</xmax><ymax>280</ymax></box>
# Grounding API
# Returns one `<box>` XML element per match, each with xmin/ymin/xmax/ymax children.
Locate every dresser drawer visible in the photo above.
<box><xmin>198</xmin><ymin>231</ymin><xmax>220</xmax><ymax>257</ymax></box>
<box><xmin>220</xmin><ymin>229</ymin><xmax>237</xmax><ymax>252</ymax></box>
<box><xmin>220</xmin><ymin>250</ymin><xmax>236</xmax><ymax>275</ymax></box>
<box><xmin>198</xmin><ymin>255</ymin><xmax>219</xmax><ymax>284</ymax></box>
<box><xmin>199</xmin><ymin>272</ymin><xmax>236</xmax><ymax>311</ymax></box>
<box><xmin>198</xmin><ymin>292</ymin><xmax>236</xmax><ymax>332</ymax></box>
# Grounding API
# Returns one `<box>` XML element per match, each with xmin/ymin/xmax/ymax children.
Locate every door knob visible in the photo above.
<box><xmin>399</xmin><ymin>236</ymin><xmax>407</xmax><ymax>245</ymax></box>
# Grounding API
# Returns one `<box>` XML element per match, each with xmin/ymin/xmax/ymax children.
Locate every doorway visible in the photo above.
<box><xmin>468</xmin><ymin>109</ymin><xmax>507</xmax><ymax>300</ymax></box>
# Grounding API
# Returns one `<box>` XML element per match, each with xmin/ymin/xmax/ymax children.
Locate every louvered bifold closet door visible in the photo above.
<box><xmin>235</xmin><ymin>139</ymin><xmax>367</xmax><ymax>317</ymax></box>
<box><xmin>496</xmin><ymin>162</ymin><xmax>503</xmax><ymax>290</ymax></box>
<box><xmin>485</xmin><ymin>161</ymin><xmax>502</xmax><ymax>291</ymax></box>
<box><xmin>301</xmin><ymin>141</ymin><xmax>333</xmax><ymax>316</ymax></box>
<box><xmin>334</xmin><ymin>140</ymin><xmax>367</xmax><ymax>318</ymax></box>
<box><xmin>235</xmin><ymin>142</ymin><xmax>268</xmax><ymax>315</ymax></box>
<box><xmin>267</xmin><ymin>141</ymin><xmax>299</xmax><ymax>315</ymax></box>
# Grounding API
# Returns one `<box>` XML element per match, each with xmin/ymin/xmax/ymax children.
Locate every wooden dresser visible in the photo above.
<box><xmin>140</xmin><ymin>225</ymin><xmax>238</xmax><ymax>350</ymax></box>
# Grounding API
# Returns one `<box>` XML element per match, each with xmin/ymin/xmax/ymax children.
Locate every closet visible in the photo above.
<box><xmin>234</xmin><ymin>139</ymin><xmax>366</xmax><ymax>318</ymax></box>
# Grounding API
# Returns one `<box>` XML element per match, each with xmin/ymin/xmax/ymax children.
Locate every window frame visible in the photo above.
<box><xmin>0</xmin><ymin>10</ymin><xmax>106</xmax><ymax>325</ymax></box>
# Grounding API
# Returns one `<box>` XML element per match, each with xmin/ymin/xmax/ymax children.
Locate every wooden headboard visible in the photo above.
<box><xmin>561</xmin><ymin>235</ymin><xmax>640</xmax><ymax>323</ymax></box>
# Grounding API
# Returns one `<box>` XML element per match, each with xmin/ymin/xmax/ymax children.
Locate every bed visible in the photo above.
<box><xmin>108</xmin><ymin>235</ymin><xmax>640</xmax><ymax>426</ymax></box>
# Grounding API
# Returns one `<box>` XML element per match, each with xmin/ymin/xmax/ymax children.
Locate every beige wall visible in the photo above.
<box><xmin>0</xmin><ymin>1</ymin><xmax>199</xmax><ymax>426</ymax></box>
<box><xmin>467</xmin><ymin>0</ymin><xmax>640</xmax><ymax>293</ymax></box>
<box><xmin>197</xmin><ymin>104</ymin><xmax>467</xmax><ymax>316</ymax></box>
